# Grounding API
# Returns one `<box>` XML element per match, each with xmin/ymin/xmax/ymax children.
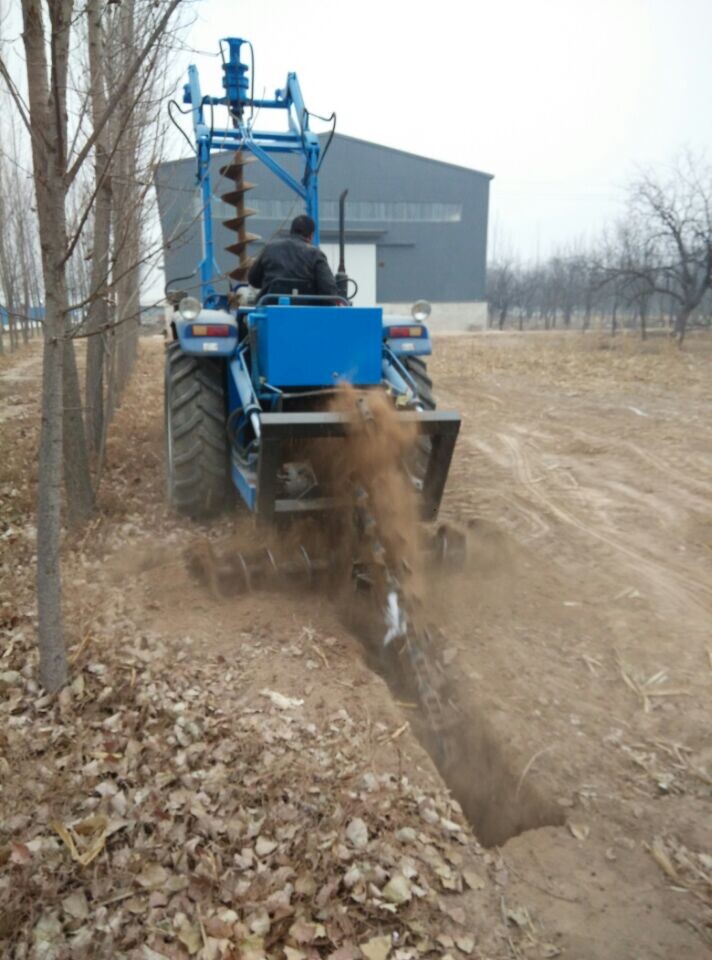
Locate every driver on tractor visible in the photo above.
<box><xmin>248</xmin><ymin>215</ymin><xmax>339</xmax><ymax>299</ymax></box>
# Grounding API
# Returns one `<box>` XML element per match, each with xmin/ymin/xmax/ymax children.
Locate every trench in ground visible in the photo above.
<box><xmin>182</xmin><ymin>507</ymin><xmax>565</xmax><ymax>847</ymax></box>
<box><xmin>189</xmin><ymin>543</ymin><xmax>565</xmax><ymax>849</ymax></box>
<box><xmin>344</xmin><ymin>598</ymin><xmax>565</xmax><ymax>848</ymax></box>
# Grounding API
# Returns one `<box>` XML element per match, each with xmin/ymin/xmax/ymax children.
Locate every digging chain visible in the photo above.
<box><xmin>353</xmin><ymin>482</ymin><xmax>456</xmax><ymax>767</ymax></box>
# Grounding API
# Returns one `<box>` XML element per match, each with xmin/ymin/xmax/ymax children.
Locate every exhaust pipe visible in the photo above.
<box><xmin>335</xmin><ymin>188</ymin><xmax>348</xmax><ymax>298</ymax></box>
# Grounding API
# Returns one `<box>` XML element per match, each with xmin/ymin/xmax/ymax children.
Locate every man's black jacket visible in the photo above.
<box><xmin>247</xmin><ymin>235</ymin><xmax>338</xmax><ymax>296</ymax></box>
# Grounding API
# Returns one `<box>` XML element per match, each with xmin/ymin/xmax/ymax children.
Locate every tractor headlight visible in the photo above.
<box><xmin>411</xmin><ymin>299</ymin><xmax>431</xmax><ymax>323</ymax></box>
<box><xmin>178</xmin><ymin>296</ymin><xmax>201</xmax><ymax>321</ymax></box>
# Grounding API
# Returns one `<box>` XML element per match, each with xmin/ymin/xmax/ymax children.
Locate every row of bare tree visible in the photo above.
<box><xmin>488</xmin><ymin>154</ymin><xmax>712</xmax><ymax>344</ymax></box>
<box><xmin>0</xmin><ymin>0</ymin><xmax>183</xmax><ymax>690</ymax></box>
<box><xmin>0</xmin><ymin>123</ymin><xmax>44</xmax><ymax>353</ymax></box>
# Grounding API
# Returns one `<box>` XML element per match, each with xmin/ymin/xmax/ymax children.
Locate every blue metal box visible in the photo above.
<box><xmin>254</xmin><ymin>305</ymin><xmax>383</xmax><ymax>387</ymax></box>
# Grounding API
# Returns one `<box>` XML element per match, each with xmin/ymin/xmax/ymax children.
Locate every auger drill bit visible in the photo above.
<box><xmin>220</xmin><ymin>151</ymin><xmax>261</xmax><ymax>282</ymax></box>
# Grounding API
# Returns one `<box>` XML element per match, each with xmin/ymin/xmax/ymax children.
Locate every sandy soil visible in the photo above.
<box><xmin>431</xmin><ymin>332</ymin><xmax>712</xmax><ymax>958</ymax></box>
<box><xmin>1</xmin><ymin>332</ymin><xmax>710</xmax><ymax>959</ymax></box>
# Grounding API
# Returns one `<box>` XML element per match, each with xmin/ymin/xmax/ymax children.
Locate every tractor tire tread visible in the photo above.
<box><xmin>403</xmin><ymin>355</ymin><xmax>437</xmax><ymax>484</ymax></box>
<box><xmin>165</xmin><ymin>342</ymin><xmax>229</xmax><ymax>518</ymax></box>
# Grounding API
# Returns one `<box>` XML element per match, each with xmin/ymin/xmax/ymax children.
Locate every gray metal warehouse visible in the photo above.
<box><xmin>155</xmin><ymin>133</ymin><xmax>492</xmax><ymax>329</ymax></box>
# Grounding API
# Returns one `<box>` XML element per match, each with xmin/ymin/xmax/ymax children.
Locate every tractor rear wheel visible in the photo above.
<box><xmin>164</xmin><ymin>341</ymin><xmax>230</xmax><ymax>518</ymax></box>
<box><xmin>403</xmin><ymin>355</ymin><xmax>436</xmax><ymax>487</ymax></box>
<box><xmin>404</xmin><ymin>355</ymin><xmax>435</xmax><ymax>410</ymax></box>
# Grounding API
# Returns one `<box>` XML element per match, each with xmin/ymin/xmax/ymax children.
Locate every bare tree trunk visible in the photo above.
<box><xmin>37</xmin><ymin>306</ymin><xmax>68</xmax><ymax>691</ymax></box>
<box><xmin>22</xmin><ymin>0</ymin><xmax>74</xmax><ymax>692</ymax></box>
<box><xmin>85</xmin><ymin>0</ymin><xmax>112</xmax><ymax>453</ymax></box>
<box><xmin>9</xmin><ymin>309</ymin><xmax>17</xmax><ymax>350</ymax></box>
<box><xmin>21</xmin><ymin>271</ymin><xmax>31</xmax><ymax>344</ymax></box>
<box><xmin>675</xmin><ymin>308</ymin><xmax>690</xmax><ymax>347</ymax></box>
<box><xmin>63</xmin><ymin>335</ymin><xmax>95</xmax><ymax>526</ymax></box>
<box><xmin>112</xmin><ymin>0</ymin><xmax>141</xmax><ymax>401</ymax></box>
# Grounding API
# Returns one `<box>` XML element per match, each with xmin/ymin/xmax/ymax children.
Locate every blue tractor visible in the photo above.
<box><xmin>163</xmin><ymin>38</ymin><xmax>460</xmax><ymax>524</ymax></box>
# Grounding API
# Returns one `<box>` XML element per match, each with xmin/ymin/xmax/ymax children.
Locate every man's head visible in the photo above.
<box><xmin>290</xmin><ymin>214</ymin><xmax>315</xmax><ymax>243</ymax></box>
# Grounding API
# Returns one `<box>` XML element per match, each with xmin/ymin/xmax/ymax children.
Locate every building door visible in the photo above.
<box><xmin>321</xmin><ymin>243</ymin><xmax>376</xmax><ymax>306</ymax></box>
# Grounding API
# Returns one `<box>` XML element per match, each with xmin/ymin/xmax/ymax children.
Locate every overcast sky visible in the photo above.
<box><xmin>177</xmin><ymin>0</ymin><xmax>712</xmax><ymax>261</ymax></box>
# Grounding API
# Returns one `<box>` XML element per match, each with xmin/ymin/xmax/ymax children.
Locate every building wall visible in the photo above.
<box><xmin>155</xmin><ymin>134</ymin><xmax>491</xmax><ymax>304</ymax></box>
<box><xmin>320</xmin><ymin>243</ymin><xmax>377</xmax><ymax>305</ymax></box>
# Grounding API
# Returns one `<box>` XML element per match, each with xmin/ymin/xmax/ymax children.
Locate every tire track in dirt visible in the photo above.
<box><xmin>436</xmin><ymin>372</ymin><xmax>711</xmax><ymax>622</ymax></box>
<box><xmin>0</xmin><ymin>346</ymin><xmax>41</xmax><ymax>423</ymax></box>
<box><xmin>545</xmin><ymin>419</ymin><xmax>712</xmax><ymax>507</ymax></box>
<box><xmin>427</xmin><ymin>337</ymin><xmax>712</xmax><ymax>960</ymax></box>
<box><xmin>495</xmin><ymin>431</ymin><xmax>712</xmax><ymax>621</ymax></box>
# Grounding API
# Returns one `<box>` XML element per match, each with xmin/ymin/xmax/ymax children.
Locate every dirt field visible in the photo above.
<box><xmin>432</xmin><ymin>332</ymin><xmax>712</xmax><ymax>957</ymax></box>
<box><xmin>1</xmin><ymin>331</ymin><xmax>710</xmax><ymax>959</ymax></box>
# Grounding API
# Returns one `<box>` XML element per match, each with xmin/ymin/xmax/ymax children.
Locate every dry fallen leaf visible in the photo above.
<box><xmin>32</xmin><ymin>913</ymin><xmax>64</xmax><ymax>959</ymax></box>
<box><xmin>382</xmin><ymin>873</ymin><xmax>412</xmax><ymax>904</ymax></box>
<box><xmin>260</xmin><ymin>689</ymin><xmax>304</xmax><ymax>710</ymax></box>
<box><xmin>238</xmin><ymin>934</ymin><xmax>267</xmax><ymax>960</ymax></box>
<box><xmin>435</xmin><ymin>864</ymin><xmax>461</xmax><ymax>892</ymax></box>
<box><xmin>61</xmin><ymin>891</ymin><xmax>89</xmax><ymax>921</ymax></box>
<box><xmin>289</xmin><ymin>919</ymin><xmax>319</xmax><ymax>945</ymax></box>
<box><xmin>506</xmin><ymin>905</ymin><xmax>531</xmax><ymax>929</ymax></box>
<box><xmin>649</xmin><ymin>837</ymin><xmax>679</xmax><ymax>881</ymax></box>
<box><xmin>249</xmin><ymin>908</ymin><xmax>271</xmax><ymax>936</ymax></box>
<box><xmin>443</xmin><ymin>904</ymin><xmax>466</xmax><ymax>925</ymax></box>
<box><xmin>361</xmin><ymin>934</ymin><xmax>392</xmax><ymax>960</ymax></box>
<box><xmin>568</xmin><ymin>822</ymin><xmax>590</xmax><ymax>841</ymax></box>
<box><xmin>10</xmin><ymin>841</ymin><xmax>32</xmax><ymax>865</ymax></box>
<box><xmin>175</xmin><ymin>913</ymin><xmax>202</xmax><ymax>955</ymax></box>
<box><xmin>462</xmin><ymin>870</ymin><xmax>485</xmax><ymax>891</ymax></box>
<box><xmin>204</xmin><ymin>916</ymin><xmax>234</xmax><ymax>939</ymax></box>
<box><xmin>327</xmin><ymin>944</ymin><xmax>361</xmax><ymax>960</ymax></box>
<box><xmin>136</xmin><ymin>862</ymin><xmax>169</xmax><ymax>889</ymax></box>
<box><xmin>346</xmin><ymin>817</ymin><xmax>369</xmax><ymax>849</ymax></box>
<box><xmin>255</xmin><ymin>836</ymin><xmax>278</xmax><ymax>857</ymax></box>
<box><xmin>285</xmin><ymin>948</ymin><xmax>307</xmax><ymax>960</ymax></box>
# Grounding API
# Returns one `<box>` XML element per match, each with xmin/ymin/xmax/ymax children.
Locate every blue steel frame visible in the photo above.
<box><xmin>173</xmin><ymin>39</ymin><xmax>449</xmax><ymax>519</ymax></box>
<box><xmin>183</xmin><ymin>37</ymin><xmax>321</xmax><ymax>305</ymax></box>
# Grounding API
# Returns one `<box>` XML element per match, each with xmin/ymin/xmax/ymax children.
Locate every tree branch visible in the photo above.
<box><xmin>64</xmin><ymin>0</ymin><xmax>182</xmax><ymax>188</ymax></box>
<box><xmin>0</xmin><ymin>53</ymin><xmax>42</xmax><ymax>149</ymax></box>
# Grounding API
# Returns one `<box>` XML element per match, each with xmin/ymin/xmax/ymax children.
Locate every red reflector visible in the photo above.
<box><xmin>191</xmin><ymin>323</ymin><xmax>232</xmax><ymax>337</ymax></box>
<box><xmin>388</xmin><ymin>325</ymin><xmax>423</xmax><ymax>338</ymax></box>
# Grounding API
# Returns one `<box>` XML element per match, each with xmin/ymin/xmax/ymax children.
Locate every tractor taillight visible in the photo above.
<box><xmin>388</xmin><ymin>325</ymin><xmax>424</xmax><ymax>338</ymax></box>
<box><xmin>191</xmin><ymin>324</ymin><xmax>232</xmax><ymax>337</ymax></box>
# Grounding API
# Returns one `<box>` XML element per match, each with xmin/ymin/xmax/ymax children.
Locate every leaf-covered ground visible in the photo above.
<box><xmin>0</xmin><ymin>341</ymin><xmax>516</xmax><ymax>959</ymax></box>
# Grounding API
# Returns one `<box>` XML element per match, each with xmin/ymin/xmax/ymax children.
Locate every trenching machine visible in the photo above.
<box><xmin>163</xmin><ymin>37</ymin><xmax>461</xmax><ymax>528</ymax></box>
